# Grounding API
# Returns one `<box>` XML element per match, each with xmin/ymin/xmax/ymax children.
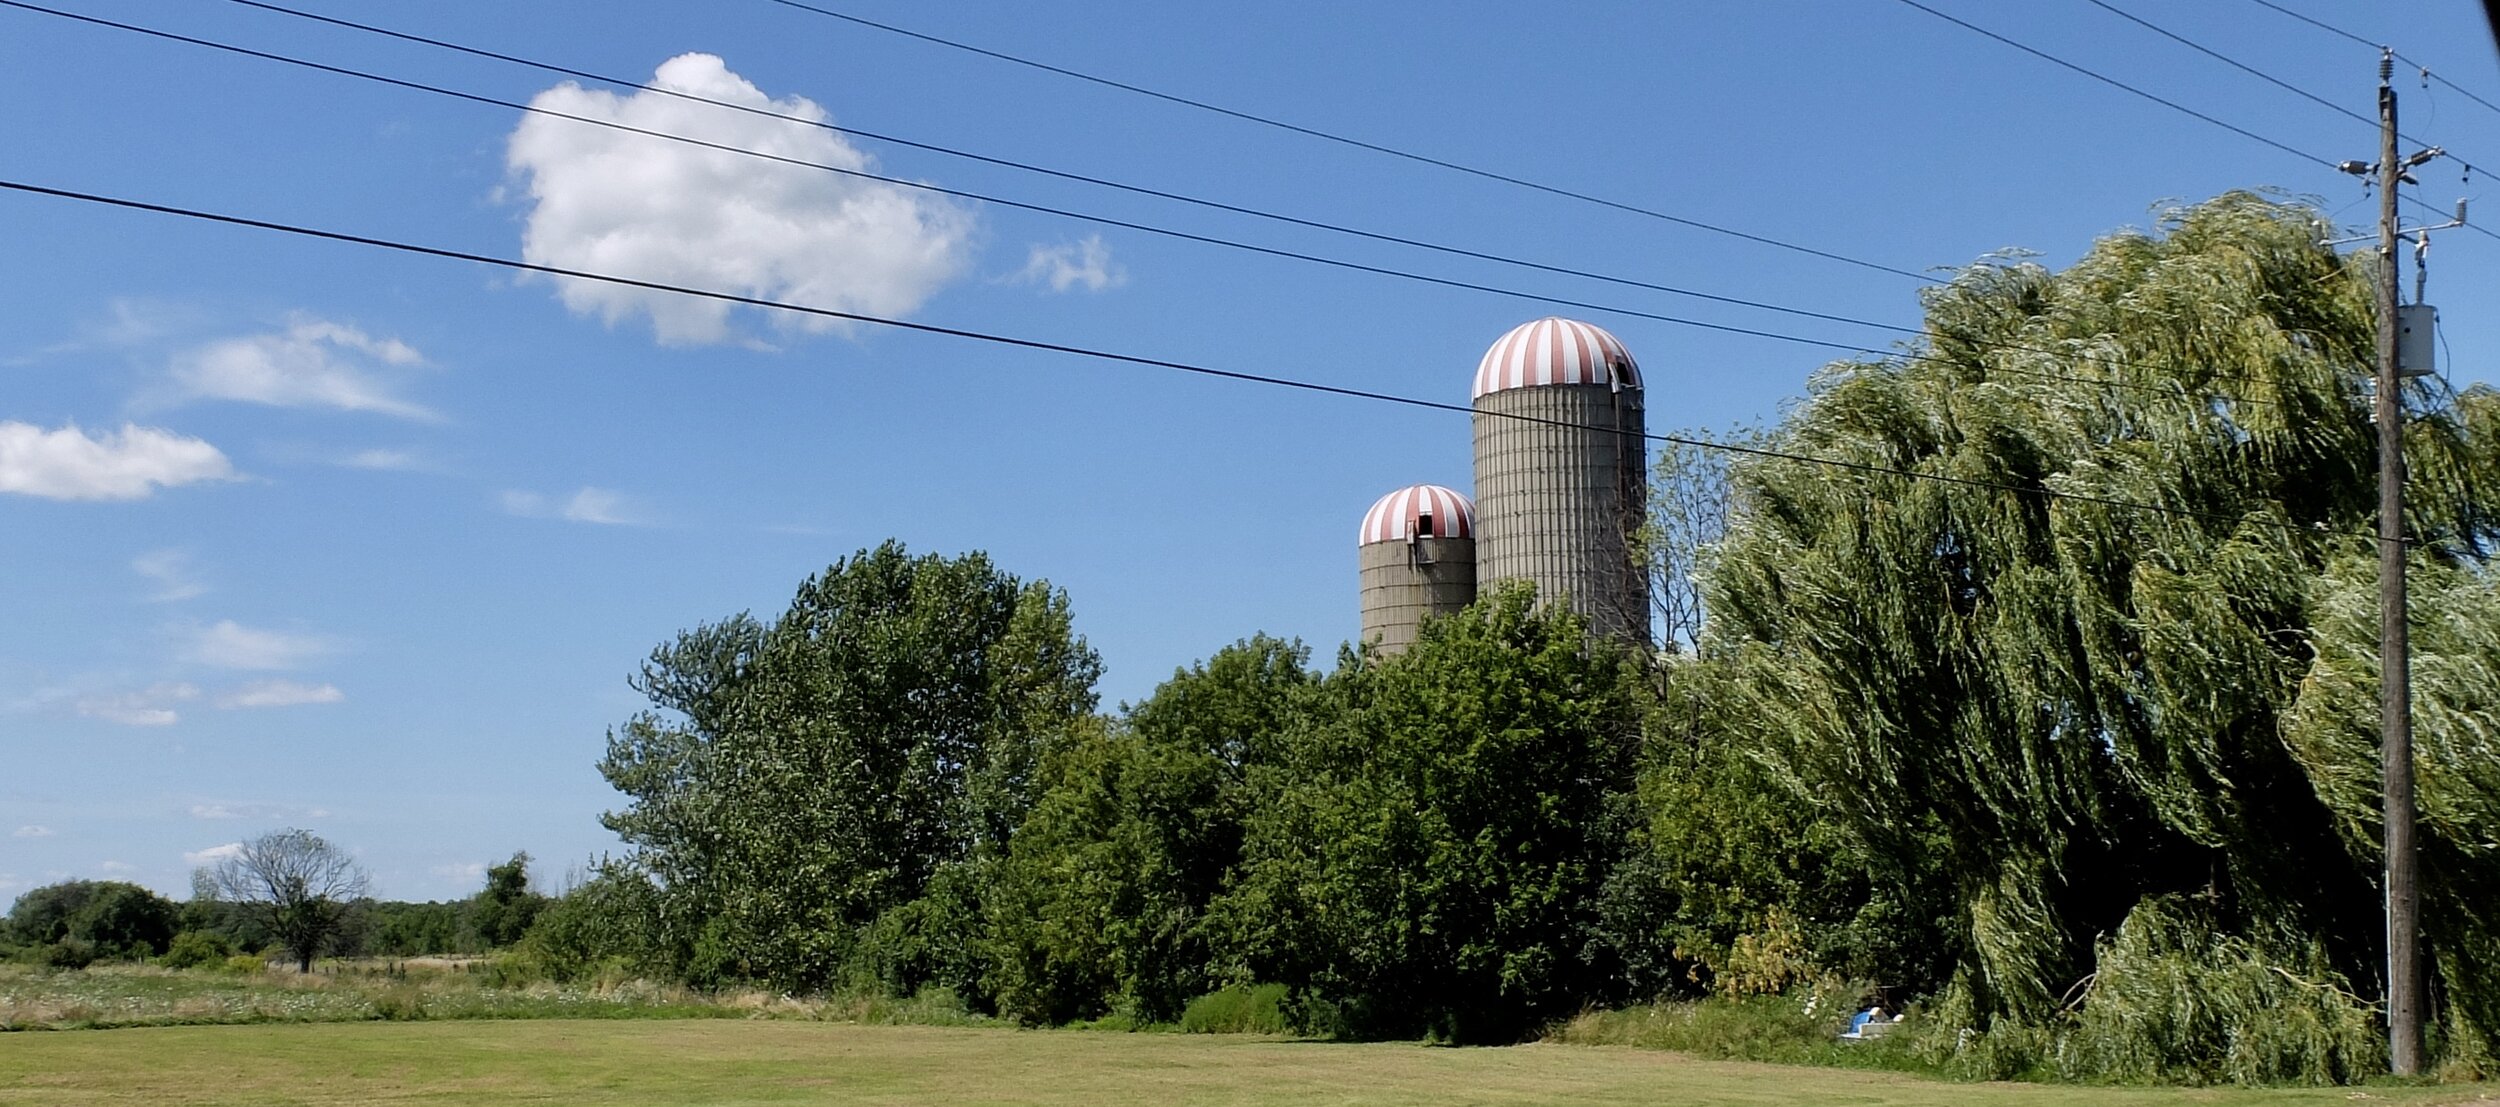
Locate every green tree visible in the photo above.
<box><xmin>365</xmin><ymin>901</ymin><xmax>464</xmax><ymax>956</ymax></box>
<box><xmin>1701</xmin><ymin>193</ymin><xmax>2499</xmax><ymax>1078</ymax></box>
<box><xmin>1214</xmin><ymin>586</ymin><xmax>1643</xmax><ymax>1042</ymax></box>
<box><xmin>6</xmin><ymin>880</ymin><xmax>180</xmax><ymax>960</ymax></box>
<box><xmin>211</xmin><ymin>829</ymin><xmax>371</xmax><ymax>973</ymax></box>
<box><xmin>516</xmin><ymin>862</ymin><xmax>668</xmax><ymax>982</ymax></box>
<box><xmin>987</xmin><ymin>636</ymin><xmax>1317</xmax><ymax>1024</ymax></box>
<box><xmin>598</xmin><ymin>541</ymin><xmax>1102</xmax><ymax>991</ymax></box>
<box><xmin>466</xmin><ymin>853</ymin><xmax>548</xmax><ymax>949</ymax></box>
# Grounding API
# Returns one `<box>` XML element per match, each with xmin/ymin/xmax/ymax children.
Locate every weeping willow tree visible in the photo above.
<box><xmin>1702</xmin><ymin>192</ymin><xmax>2500</xmax><ymax>1082</ymax></box>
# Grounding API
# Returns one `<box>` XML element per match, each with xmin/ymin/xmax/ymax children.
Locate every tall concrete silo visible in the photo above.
<box><xmin>1470</xmin><ymin>317</ymin><xmax>1649</xmax><ymax>646</ymax></box>
<box><xmin>1358</xmin><ymin>484</ymin><xmax>1478</xmax><ymax>655</ymax></box>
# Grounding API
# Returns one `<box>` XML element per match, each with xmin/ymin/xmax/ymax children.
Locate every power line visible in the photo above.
<box><xmin>183</xmin><ymin>0</ymin><xmax>1905</xmax><ymax>336</ymax></box>
<box><xmin>2083</xmin><ymin>0</ymin><xmax>2367</xmax><ymax>127</ymax></box>
<box><xmin>0</xmin><ymin>175</ymin><xmax>2380</xmax><ymax>542</ymax></box>
<box><xmin>1904</xmin><ymin>0</ymin><xmax>2499</xmax><ymax>246</ymax></box>
<box><xmin>1893</xmin><ymin>0</ymin><xmax>2341</xmax><ymax>167</ymax></box>
<box><xmin>2079</xmin><ymin>0</ymin><xmax>2498</xmax><ymax>244</ymax></box>
<box><xmin>2084</xmin><ymin>0</ymin><xmax>2475</xmax><ymax>167</ymax></box>
<box><xmin>2243</xmin><ymin>0</ymin><xmax>2500</xmax><ymax>122</ymax></box>
<box><xmin>747</xmin><ymin>0</ymin><xmax>1942</xmax><ymax>284</ymax></box>
<box><xmin>0</xmin><ymin>0</ymin><xmax>2292</xmax><ymax>405</ymax></box>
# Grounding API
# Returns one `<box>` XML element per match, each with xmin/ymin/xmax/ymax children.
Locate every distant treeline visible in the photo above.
<box><xmin>3</xmin><ymin>853</ymin><xmax>546</xmax><ymax>968</ymax></box>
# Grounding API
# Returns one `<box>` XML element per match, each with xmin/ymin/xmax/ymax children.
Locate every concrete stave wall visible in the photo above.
<box><xmin>1471</xmin><ymin>384</ymin><xmax>1648</xmax><ymax>646</ymax></box>
<box><xmin>1358</xmin><ymin>536</ymin><xmax>1477</xmax><ymax>656</ymax></box>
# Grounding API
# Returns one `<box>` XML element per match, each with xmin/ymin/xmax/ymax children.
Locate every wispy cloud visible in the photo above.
<box><xmin>340</xmin><ymin>448</ymin><xmax>435</xmax><ymax>472</ymax></box>
<box><xmin>214</xmin><ymin>680</ymin><xmax>344</xmax><ymax>709</ymax></box>
<box><xmin>133</xmin><ymin>548</ymin><xmax>208</xmax><ymax>603</ymax></box>
<box><xmin>12</xmin><ymin>825</ymin><xmax>53</xmax><ymax>838</ymax></box>
<box><xmin>76</xmin><ymin>682</ymin><xmax>200</xmax><ymax>727</ymax></box>
<box><xmin>99</xmin><ymin>860</ymin><xmax>135</xmax><ymax>874</ymax></box>
<box><xmin>182</xmin><ymin>842</ymin><xmax>243</xmax><ymax>866</ymax></box>
<box><xmin>187</xmin><ymin>802</ymin><xmax>330</xmax><ymax>821</ymax></box>
<box><xmin>0</xmin><ymin>422</ymin><xmax>235</xmax><ymax>501</ymax></box>
<box><xmin>180</xmin><ymin>621</ymin><xmax>338</xmax><ymax>671</ymax></box>
<box><xmin>501</xmin><ymin>486</ymin><xmax>650</xmax><ymax>526</ymax></box>
<box><xmin>166</xmin><ymin>316</ymin><xmax>435</xmax><ymax>419</ymax></box>
<box><xmin>1014</xmin><ymin>235</ymin><xmax>1126</xmax><ymax>293</ymax></box>
<box><xmin>431</xmin><ymin>861</ymin><xmax>487</xmax><ymax>885</ymax></box>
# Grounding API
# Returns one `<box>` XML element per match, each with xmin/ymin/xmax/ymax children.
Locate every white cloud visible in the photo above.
<box><xmin>181</xmin><ymin>621</ymin><xmax>337</xmax><ymax>671</ymax></box>
<box><xmin>341</xmin><ymin>448</ymin><xmax>431</xmax><ymax>472</ymax></box>
<box><xmin>1015</xmin><ymin>235</ymin><xmax>1126</xmax><ymax>293</ymax></box>
<box><xmin>502</xmin><ymin>486</ymin><xmax>649</xmax><ymax>526</ymax></box>
<box><xmin>183</xmin><ymin>842</ymin><xmax>244</xmax><ymax>866</ymax></box>
<box><xmin>187</xmin><ymin>802</ymin><xmax>330</xmax><ymax>821</ymax></box>
<box><xmin>431</xmin><ymin>862</ymin><xmax>487</xmax><ymax>885</ymax></box>
<box><xmin>505</xmin><ymin>53</ymin><xmax>974</xmax><ymax>345</ymax></box>
<box><xmin>133</xmin><ymin>548</ymin><xmax>208</xmax><ymax>603</ymax></box>
<box><xmin>76</xmin><ymin>682</ymin><xmax>200</xmax><ymax>727</ymax></box>
<box><xmin>99</xmin><ymin>860</ymin><xmax>135</xmax><ymax>874</ymax></box>
<box><xmin>168</xmin><ymin>316</ymin><xmax>433</xmax><ymax>419</ymax></box>
<box><xmin>0</xmin><ymin>422</ymin><xmax>234</xmax><ymax>501</ymax></box>
<box><xmin>215</xmin><ymin>680</ymin><xmax>344</xmax><ymax>709</ymax></box>
<box><xmin>12</xmin><ymin>825</ymin><xmax>53</xmax><ymax>838</ymax></box>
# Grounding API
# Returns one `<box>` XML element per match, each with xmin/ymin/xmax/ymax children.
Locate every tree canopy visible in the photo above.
<box><xmin>598</xmin><ymin>540</ymin><xmax>1102</xmax><ymax>990</ymax></box>
<box><xmin>1697</xmin><ymin>192</ymin><xmax>2500</xmax><ymax>1078</ymax></box>
<box><xmin>210</xmin><ymin>828</ymin><xmax>371</xmax><ymax>972</ymax></box>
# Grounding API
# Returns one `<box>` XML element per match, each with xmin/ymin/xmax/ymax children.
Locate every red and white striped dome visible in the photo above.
<box><xmin>1471</xmin><ymin>317</ymin><xmax>1641</xmax><ymax>399</ymax></box>
<box><xmin>1359</xmin><ymin>484</ymin><xmax>1476</xmax><ymax>545</ymax></box>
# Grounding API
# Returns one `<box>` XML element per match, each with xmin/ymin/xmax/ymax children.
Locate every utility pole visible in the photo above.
<box><xmin>2372</xmin><ymin>46</ymin><xmax>2421</xmax><ymax>1079</ymax></box>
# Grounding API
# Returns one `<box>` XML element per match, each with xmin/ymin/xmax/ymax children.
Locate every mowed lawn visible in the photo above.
<box><xmin>0</xmin><ymin>1020</ymin><xmax>2488</xmax><ymax>1107</ymax></box>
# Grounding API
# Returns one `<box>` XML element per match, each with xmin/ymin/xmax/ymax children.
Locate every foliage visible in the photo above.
<box><xmin>1698</xmin><ymin>192</ymin><xmax>2500</xmax><ymax>1075</ymax></box>
<box><xmin>1212</xmin><ymin>585</ymin><xmax>1643</xmax><ymax>1042</ymax></box>
<box><xmin>160</xmin><ymin>931</ymin><xmax>235</xmax><ymax>970</ymax></box>
<box><xmin>595</xmin><ymin>541</ymin><xmax>1101</xmax><ymax>991</ymax></box>
<box><xmin>362</xmin><ymin>901</ymin><xmax>464</xmax><ymax>957</ymax></box>
<box><xmin>1615</xmin><ymin>654</ymin><xmax>1955</xmax><ymax>1001</ymax></box>
<box><xmin>1178</xmin><ymin>984</ymin><xmax>1292</xmax><ymax>1034</ymax></box>
<box><xmin>0</xmin><ymin>960</ymin><xmax>736</xmax><ymax>1031</ymax></box>
<box><xmin>209</xmin><ymin>829</ymin><xmax>372</xmax><ymax>973</ymax></box>
<box><xmin>468</xmin><ymin>853</ymin><xmax>549</xmax><ymax>949</ymax></box>
<box><xmin>515</xmin><ymin>863</ymin><xmax>669</xmax><ymax>983</ymax></box>
<box><xmin>2050</xmin><ymin>898</ymin><xmax>2383</xmax><ymax>1085</ymax></box>
<box><xmin>987</xmin><ymin>637</ymin><xmax>1315</xmax><ymax>1026</ymax></box>
<box><xmin>1546</xmin><ymin>989</ymin><xmax>1916</xmax><ymax>1072</ymax></box>
<box><xmin>5</xmin><ymin>880</ymin><xmax>180</xmax><ymax>961</ymax></box>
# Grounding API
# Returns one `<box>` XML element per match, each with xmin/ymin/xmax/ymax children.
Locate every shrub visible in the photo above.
<box><xmin>222</xmin><ymin>954</ymin><xmax>267</xmax><ymax>975</ymax></box>
<box><xmin>41</xmin><ymin>938</ymin><xmax>98</xmax><ymax>970</ymax></box>
<box><xmin>2052</xmin><ymin>900</ymin><xmax>2383</xmax><ymax>1085</ymax></box>
<box><xmin>1179</xmin><ymin>984</ymin><xmax>1291</xmax><ymax>1034</ymax></box>
<box><xmin>1549</xmin><ymin>990</ymin><xmax>1873</xmax><ymax>1067</ymax></box>
<box><xmin>515</xmin><ymin>865</ymin><xmax>665</xmax><ymax>983</ymax></box>
<box><xmin>160</xmin><ymin>930</ymin><xmax>234</xmax><ymax>970</ymax></box>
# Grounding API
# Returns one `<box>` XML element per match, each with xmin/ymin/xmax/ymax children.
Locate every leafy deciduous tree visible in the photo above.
<box><xmin>597</xmin><ymin>541</ymin><xmax>1101</xmax><ymax>991</ymax></box>
<box><xmin>1701</xmin><ymin>192</ymin><xmax>2499</xmax><ymax>1077</ymax></box>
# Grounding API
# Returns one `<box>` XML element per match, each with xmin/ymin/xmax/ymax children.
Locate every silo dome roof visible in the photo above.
<box><xmin>1360</xmin><ymin>484</ymin><xmax>1476</xmax><ymax>545</ymax></box>
<box><xmin>1471</xmin><ymin>317</ymin><xmax>1642</xmax><ymax>399</ymax></box>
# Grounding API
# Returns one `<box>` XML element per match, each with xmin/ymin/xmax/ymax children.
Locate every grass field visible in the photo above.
<box><xmin>2</xmin><ymin>1020</ymin><xmax>2493</xmax><ymax>1107</ymax></box>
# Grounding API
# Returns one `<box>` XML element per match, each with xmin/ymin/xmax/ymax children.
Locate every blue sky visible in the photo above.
<box><xmin>3</xmin><ymin>0</ymin><xmax>2494</xmax><ymax>902</ymax></box>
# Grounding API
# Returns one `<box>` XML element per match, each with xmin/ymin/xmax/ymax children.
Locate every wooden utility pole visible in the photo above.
<box><xmin>2372</xmin><ymin>46</ymin><xmax>2422</xmax><ymax>1079</ymax></box>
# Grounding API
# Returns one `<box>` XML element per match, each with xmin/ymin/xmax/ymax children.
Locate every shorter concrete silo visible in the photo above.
<box><xmin>1358</xmin><ymin>484</ymin><xmax>1478</xmax><ymax>656</ymax></box>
